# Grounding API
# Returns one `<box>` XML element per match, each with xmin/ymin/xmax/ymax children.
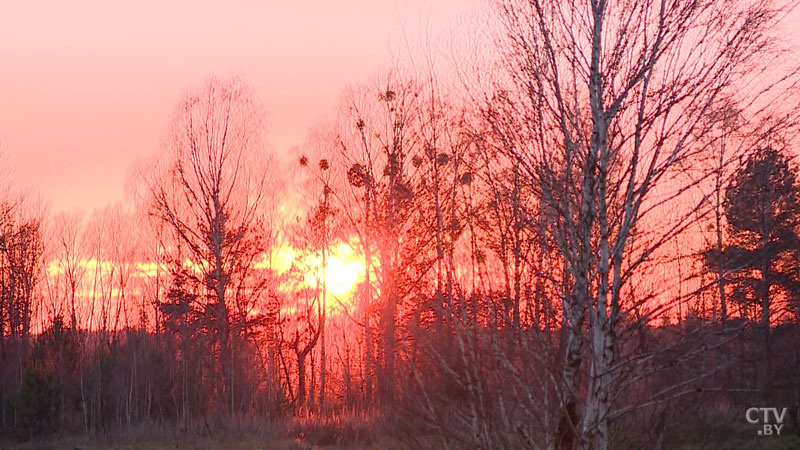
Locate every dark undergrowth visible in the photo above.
<box><xmin>0</xmin><ymin>413</ymin><xmax>407</xmax><ymax>450</ymax></box>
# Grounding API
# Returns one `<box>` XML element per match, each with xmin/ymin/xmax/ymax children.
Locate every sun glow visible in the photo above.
<box><xmin>304</xmin><ymin>243</ymin><xmax>365</xmax><ymax>301</ymax></box>
<box><xmin>325</xmin><ymin>252</ymin><xmax>364</xmax><ymax>298</ymax></box>
<box><xmin>256</xmin><ymin>241</ymin><xmax>365</xmax><ymax>313</ymax></box>
<box><xmin>42</xmin><ymin>241</ymin><xmax>365</xmax><ymax>329</ymax></box>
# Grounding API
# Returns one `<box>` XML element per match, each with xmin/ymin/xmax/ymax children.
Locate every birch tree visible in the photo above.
<box><xmin>495</xmin><ymin>0</ymin><xmax>799</xmax><ymax>448</ymax></box>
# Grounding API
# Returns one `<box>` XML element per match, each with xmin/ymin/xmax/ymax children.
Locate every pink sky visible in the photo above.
<box><xmin>0</xmin><ymin>0</ymin><xmax>480</xmax><ymax>213</ymax></box>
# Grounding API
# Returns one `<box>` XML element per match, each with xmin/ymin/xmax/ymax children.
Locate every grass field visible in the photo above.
<box><xmin>3</xmin><ymin>434</ymin><xmax>409</xmax><ymax>450</ymax></box>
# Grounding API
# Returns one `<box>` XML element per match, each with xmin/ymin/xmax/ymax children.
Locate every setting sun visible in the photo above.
<box><xmin>325</xmin><ymin>252</ymin><xmax>364</xmax><ymax>297</ymax></box>
<box><xmin>304</xmin><ymin>243</ymin><xmax>365</xmax><ymax>301</ymax></box>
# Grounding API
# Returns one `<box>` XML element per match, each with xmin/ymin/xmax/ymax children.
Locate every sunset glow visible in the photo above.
<box><xmin>304</xmin><ymin>243</ymin><xmax>365</xmax><ymax>299</ymax></box>
<box><xmin>4</xmin><ymin>1</ymin><xmax>800</xmax><ymax>448</ymax></box>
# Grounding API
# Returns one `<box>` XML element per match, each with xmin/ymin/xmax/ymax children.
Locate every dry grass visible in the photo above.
<box><xmin>1</xmin><ymin>412</ymin><xmax>409</xmax><ymax>450</ymax></box>
<box><xmin>3</xmin><ymin>434</ymin><xmax>407</xmax><ymax>450</ymax></box>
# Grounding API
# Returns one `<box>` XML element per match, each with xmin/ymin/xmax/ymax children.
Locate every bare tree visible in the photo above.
<box><xmin>492</xmin><ymin>0</ymin><xmax>799</xmax><ymax>448</ymax></box>
<box><xmin>333</xmin><ymin>77</ymin><xmax>428</xmax><ymax>407</ymax></box>
<box><xmin>150</xmin><ymin>76</ymin><xmax>271</xmax><ymax>415</ymax></box>
<box><xmin>49</xmin><ymin>212</ymin><xmax>87</xmax><ymax>332</ymax></box>
<box><xmin>0</xmin><ymin>201</ymin><xmax>43</xmax><ymax>340</ymax></box>
<box><xmin>298</xmin><ymin>156</ymin><xmax>337</xmax><ymax>410</ymax></box>
<box><xmin>706</xmin><ymin>103</ymin><xmax>743</xmax><ymax>326</ymax></box>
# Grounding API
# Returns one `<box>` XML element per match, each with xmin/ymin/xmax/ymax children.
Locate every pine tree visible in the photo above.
<box><xmin>705</xmin><ymin>147</ymin><xmax>800</xmax><ymax>373</ymax></box>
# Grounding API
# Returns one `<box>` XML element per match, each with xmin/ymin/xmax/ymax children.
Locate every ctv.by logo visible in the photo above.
<box><xmin>746</xmin><ymin>407</ymin><xmax>787</xmax><ymax>436</ymax></box>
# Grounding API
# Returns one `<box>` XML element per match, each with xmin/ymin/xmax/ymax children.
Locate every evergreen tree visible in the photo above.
<box><xmin>705</xmin><ymin>147</ymin><xmax>800</xmax><ymax>369</ymax></box>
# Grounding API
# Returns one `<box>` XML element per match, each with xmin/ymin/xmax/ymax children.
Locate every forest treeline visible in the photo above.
<box><xmin>3</xmin><ymin>0</ymin><xmax>800</xmax><ymax>449</ymax></box>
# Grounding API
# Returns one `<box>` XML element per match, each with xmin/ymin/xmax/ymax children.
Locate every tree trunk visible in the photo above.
<box><xmin>319</xmin><ymin>225</ymin><xmax>327</xmax><ymax>410</ymax></box>
<box><xmin>297</xmin><ymin>352</ymin><xmax>306</xmax><ymax>408</ymax></box>
<box><xmin>760</xmin><ymin>258</ymin><xmax>771</xmax><ymax>386</ymax></box>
